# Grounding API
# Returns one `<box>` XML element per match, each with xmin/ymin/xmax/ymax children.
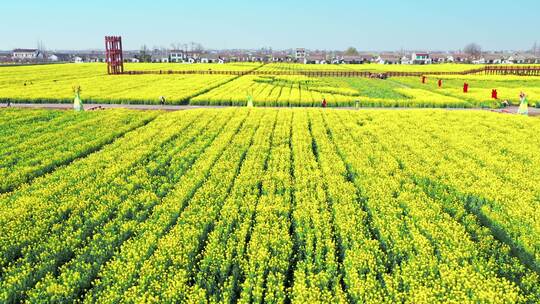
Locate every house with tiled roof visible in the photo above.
<box><xmin>12</xmin><ymin>49</ymin><xmax>43</xmax><ymax>60</ymax></box>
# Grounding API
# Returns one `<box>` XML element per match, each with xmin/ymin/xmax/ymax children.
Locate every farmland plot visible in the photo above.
<box><xmin>0</xmin><ymin>108</ymin><xmax>539</xmax><ymax>303</ymax></box>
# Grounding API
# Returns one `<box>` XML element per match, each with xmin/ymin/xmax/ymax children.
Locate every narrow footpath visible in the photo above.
<box><xmin>1</xmin><ymin>103</ymin><xmax>539</xmax><ymax>116</ymax></box>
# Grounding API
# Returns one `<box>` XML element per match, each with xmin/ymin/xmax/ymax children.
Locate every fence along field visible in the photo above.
<box><xmin>1</xmin><ymin>63</ymin><xmax>539</xmax><ymax>107</ymax></box>
<box><xmin>0</xmin><ymin>107</ymin><xmax>538</xmax><ymax>303</ymax></box>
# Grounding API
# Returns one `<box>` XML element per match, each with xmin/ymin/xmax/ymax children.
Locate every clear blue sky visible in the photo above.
<box><xmin>1</xmin><ymin>0</ymin><xmax>538</xmax><ymax>51</ymax></box>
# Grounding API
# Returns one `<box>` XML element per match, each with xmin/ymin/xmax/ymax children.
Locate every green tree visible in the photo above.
<box><xmin>344</xmin><ymin>47</ymin><xmax>359</xmax><ymax>56</ymax></box>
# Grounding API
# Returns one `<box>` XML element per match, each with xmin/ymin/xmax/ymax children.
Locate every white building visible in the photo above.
<box><xmin>411</xmin><ymin>52</ymin><xmax>432</xmax><ymax>64</ymax></box>
<box><xmin>12</xmin><ymin>49</ymin><xmax>43</xmax><ymax>60</ymax></box>
<box><xmin>375</xmin><ymin>54</ymin><xmax>401</xmax><ymax>65</ymax></box>
<box><xmin>472</xmin><ymin>58</ymin><xmax>486</xmax><ymax>64</ymax></box>
<box><xmin>169</xmin><ymin>50</ymin><xmax>186</xmax><ymax>62</ymax></box>
<box><xmin>401</xmin><ymin>56</ymin><xmax>413</xmax><ymax>65</ymax></box>
<box><xmin>295</xmin><ymin>48</ymin><xmax>307</xmax><ymax>63</ymax></box>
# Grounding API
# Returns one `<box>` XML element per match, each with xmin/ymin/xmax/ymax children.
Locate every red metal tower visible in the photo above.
<box><xmin>105</xmin><ymin>36</ymin><xmax>124</xmax><ymax>75</ymax></box>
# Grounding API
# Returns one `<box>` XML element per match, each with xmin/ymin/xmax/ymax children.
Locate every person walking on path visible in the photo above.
<box><xmin>159</xmin><ymin>96</ymin><xmax>166</xmax><ymax>106</ymax></box>
<box><xmin>73</xmin><ymin>85</ymin><xmax>84</xmax><ymax>112</ymax></box>
<box><xmin>322</xmin><ymin>98</ymin><xmax>327</xmax><ymax>108</ymax></box>
<box><xmin>246</xmin><ymin>92</ymin><xmax>254</xmax><ymax>107</ymax></box>
<box><xmin>517</xmin><ymin>92</ymin><xmax>529</xmax><ymax>115</ymax></box>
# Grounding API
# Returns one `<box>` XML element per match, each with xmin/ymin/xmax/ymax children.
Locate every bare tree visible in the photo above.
<box><xmin>37</xmin><ymin>40</ymin><xmax>46</xmax><ymax>53</ymax></box>
<box><xmin>193</xmin><ymin>43</ymin><xmax>204</xmax><ymax>53</ymax></box>
<box><xmin>137</xmin><ymin>45</ymin><xmax>151</xmax><ymax>62</ymax></box>
<box><xmin>464</xmin><ymin>43</ymin><xmax>482</xmax><ymax>60</ymax></box>
<box><xmin>36</xmin><ymin>40</ymin><xmax>46</xmax><ymax>61</ymax></box>
<box><xmin>170</xmin><ymin>42</ymin><xmax>183</xmax><ymax>51</ymax></box>
<box><xmin>160</xmin><ymin>46</ymin><xmax>168</xmax><ymax>57</ymax></box>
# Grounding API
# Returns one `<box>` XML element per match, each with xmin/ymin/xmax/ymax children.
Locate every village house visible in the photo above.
<box><xmin>472</xmin><ymin>57</ymin><xmax>486</xmax><ymax>64</ymax></box>
<box><xmin>430</xmin><ymin>53</ymin><xmax>447</xmax><ymax>64</ymax></box>
<box><xmin>306</xmin><ymin>53</ymin><xmax>327</xmax><ymax>64</ymax></box>
<box><xmin>271</xmin><ymin>53</ymin><xmax>293</xmax><ymax>62</ymax></box>
<box><xmin>450</xmin><ymin>53</ymin><xmax>471</xmax><ymax>63</ymax></box>
<box><xmin>411</xmin><ymin>52</ymin><xmax>431</xmax><ymax>64</ymax></box>
<box><xmin>169</xmin><ymin>50</ymin><xmax>185</xmax><ymax>63</ymax></box>
<box><xmin>168</xmin><ymin>50</ymin><xmax>200</xmax><ymax>63</ymax></box>
<box><xmin>200</xmin><ymin>53</ymin><xmax>225</xmax><ymax>64</ymax></box>
<box><xmin>48</xmin><ymin>53</ymin><xmax>71</xmax><ymax>62</ymax></box>
<box><xmin>524</xmin><ymin>54</ymin><xmax>540</xmax><ymax>64</ymax></box>
<box><xmin>0</xmin><ymin>51</ymin><xmax>12</xmax><ymax>63</ymax></box>
<box><xmin>295</xmin><ymin>48</ymin><xmax>307</xmax><ymax>63</ymax></box>
<box><xmin>376</xmin><ymin>54</ymin><xmax>402</xmax><ymax>64</ymax></box>
<box><xmin>221</xmin><ymin>50</ymin><xmax>249</xmax><ymax>62</ymax></box>
<box><xmin>400</xmin><ymin>55</ymin><xmax>413</xmax><ymax>65</ymax></box>
<box><xmin>12</xmin><ymin>49</ymin><xmax>44</xmax><ymax>61</ymax></box>
<box><xmin>340</xmin><ymin>55</ymin><xmax>366</xmax><ymax>64</ymax></box>
<box><xmin>503</xmin><ymin>54</ymin><xmax>528</xmax><ymax>64</ymax></box>
<box><xmin>512</xmin><ymin>55</ymin><xmax>526</xmax><ymax>64</ymax></box>
<box><xmin>481</xmin><ymin>53</ymin><xmax>504</xmax><ymax>64</ymax></box>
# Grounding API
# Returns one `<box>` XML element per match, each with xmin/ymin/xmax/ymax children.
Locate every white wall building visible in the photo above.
<box><xmin>169</xmin><ymin>50</ymin><xmax>186</xmax><ymax>63</ymax></box>
<box><xmin>401</xmin><ymin>56</ymin><xmax>412</xmax><ymax>64</ymax></box>
<box><xmin>12</xmin><ymin>49</ymin><xmax>43</xmax><ymax>60</ymax></box>
<box><xmin>411</xmin><ymin>52</ymin><xmax>432</xmax><ymax>64</ymax></box>
<box><xmin>295</xmin><ymin>48</ymin><xmax>306</xmax><ymax>63</ymax></box>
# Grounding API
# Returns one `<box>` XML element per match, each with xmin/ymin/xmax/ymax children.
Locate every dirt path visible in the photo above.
<box><xmin>1</xmin><ymin>103</ymin><xmax>538</xmax><ymax>116</ymax></box>
<box><xmin>0</xmin><ymin>103</ymin><xmax>227</xmax><ymax>111</ymax></box>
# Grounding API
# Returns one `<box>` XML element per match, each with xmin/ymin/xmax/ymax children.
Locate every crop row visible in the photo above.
<box><xmin>0</xmin><ymin>108</ymin><xmax>538</xmax><ymax>302</ymax></box>
<box><xmin>190</xmin><ymin>75</ymin><xmax>471</xmax><ymax>108</ymax></box>
<box><xmin>0</xmin><ymin>109</ymin><xmax>158</xmax><ymax>193</ymax></box>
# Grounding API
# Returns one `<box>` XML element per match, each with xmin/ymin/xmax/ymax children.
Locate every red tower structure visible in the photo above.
<box><xmin>105</xmin><ymin>36</ymin><xmax>124</xmax><ymax>75</ymax></box>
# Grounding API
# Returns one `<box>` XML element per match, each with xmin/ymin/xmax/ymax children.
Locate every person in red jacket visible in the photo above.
<box><xmin>322</xmin><ymin>98</ymin><xmax>327</xmax><ymax>108</ymax></box>
<box><xmin>492</xmin><ymin>89</ymin><xmax>498</xmax><ymax>99</ymax></box>
<box><xmin>438</xmin><ymin>79</ymin><xmax>442</xmax><ymax>88</ymax></box>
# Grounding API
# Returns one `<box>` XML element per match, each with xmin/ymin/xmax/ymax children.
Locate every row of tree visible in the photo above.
<box><xmin>135</xmin><ymin>42</ymin><xmax>206</xmax><ymax>62</ymax></box>
<box><xmin>133</xmin><ymin>41</ymin><xmax>540</xmax><ymax>63</ymax></box>
<box><xmin>344</xmin><ymin>42</ymin><xmax>540</xmax><ymax>59</ymax></box>
<box><xmin>343</xmin><ymin>44</ymin><xmax>484</xmax><ymax>59</ymax></box>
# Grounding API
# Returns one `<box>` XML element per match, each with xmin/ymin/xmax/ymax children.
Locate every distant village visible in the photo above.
<box><xmin>2</xmin><ymin>47</ymin><xmax>540</xmax><ymax>65</ymax></box>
